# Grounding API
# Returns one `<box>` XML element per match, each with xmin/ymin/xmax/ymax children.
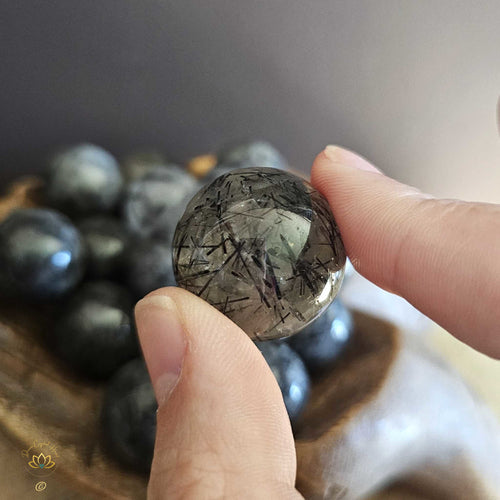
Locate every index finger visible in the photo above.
<box><xmin>311</xmin><ymin>146</ymin><xmax>500</xmax><ymax>358</ymax></box>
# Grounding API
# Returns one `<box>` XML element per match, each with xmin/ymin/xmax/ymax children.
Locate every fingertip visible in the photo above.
<box><xmin>137</xmin><ymin>285</ymin><xmax>187</xmax><ymax>304</ymax></box>
<box><xmin>311</xmin><ymin>147</ymin><xmax>384</xmax><ymax>208</ymax></box>
<box><xmin>134</xmin><ymin>289</ymin><xmax>187</xmax><ymax>403</ymax></box>
<box><xmin>141</xmin><ymin>287</ymin><xmax>263</xmax><ymax>375</ymax></box>
<box><xmin>320</xmin><ymin>145</ymin><xmax>383</xmax><ymax>172</ymax></box>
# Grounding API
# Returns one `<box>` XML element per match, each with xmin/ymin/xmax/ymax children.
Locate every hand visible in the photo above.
<box><xmin>135</xmin><ymin>146</ymin><xmax>500</xmax><ymax>498</ymax></box>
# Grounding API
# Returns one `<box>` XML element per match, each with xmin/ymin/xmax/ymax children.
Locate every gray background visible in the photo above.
<box><xmin>1</xmin><ymin>1</ymin><xmax>499</xmax><ymax>201</ymax></box>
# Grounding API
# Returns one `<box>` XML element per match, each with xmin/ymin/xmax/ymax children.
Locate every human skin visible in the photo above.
<box><xmin>135</xmin><ymin>146</ymin><xmax>500</xmax><ymax>499</ymax></box>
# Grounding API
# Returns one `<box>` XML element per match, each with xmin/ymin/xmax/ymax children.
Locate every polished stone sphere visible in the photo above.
<box><xmin>51</xmin><ymin>281</ymin><xmax>139</xmax><ymax>379</ymax></box>
<box><xmin>256</xmin><ymin>340</ymin><xmax>310</xmax><ymax>423</ymax></box>
<box><xmin>287</xmin><ymin>299</ymin><xmax>353</xmax><ymax>375</ymax></box>
<box><xmin>217</xmin><ymin>140</ymin><xmax>288</xmax><ymax>170</ymax></box>
<box><xmin>205</xmin><ymin>140</ymin><xmax>288</xmax><ymax>185</ymax></box>
<box><xmin>45</xmin><ymin>143</ymin><xmax>123</xmax><ymax>216</ymax></box>
<box><xmin>173</xmin><ymin>167</ymin><xmax>346</xmax><ymax>340</ymax></box>
<box><xmin>122</xmin><ymin>164</ymin><xmax>199</xmax><ymax>243</ymax></box>
<box><xmin>123</xmin><ymin>240</ymin><xmax>176</xmax><ymax>300</ymax></box>
<box><xmin>78</xmin><ymin>216</ymin><xmax>129</xmax><ymax>279</ymax></box>
<box><xmin>0</xmin><ymin>208</ymin><xmax>85</xmax><ymax>299</ymax></box>
<box><xmin>102</xmin><ymin>358</ymin><xmax>156</xmax><ymax>472</ymax></box>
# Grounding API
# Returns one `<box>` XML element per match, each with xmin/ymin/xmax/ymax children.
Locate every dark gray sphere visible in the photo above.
<box><xmin>45</xmin><ymin>143</ymin><xmax>123</xmax><ymax>216</ymax></box>
<box><xmin>78</xmin><ymin>216</ymin><xmax>128</xmax><ymax>279</ymax></box>
<box><xmin>0</xmin><ymin>208</ymin><xmax>85</xmax><ymax>299</ymax></box>
<box><xmin>217</xmin><ymin>140</ymin><xmax>288</xmax><ymax>170</ymax></box>
<box><xmin>288</xmin><ymin>299</ymin><xmax>353</xmax><ymax>375</ymax></box>
<box><xmin>122</xmin><ymin>164</ymin><xmax>199</xmax><ymax>243</ymax></box>
<box><xmin>205</xmin><ymin>140</ymin><xmax>289</xmax><ymax>185</ymax></box>
<box><xmin>102</xmin><ymin>358</ymin><xmax>156</xmax><ymax>473</ymax></box>
<box><xmin>51</xmin><ymin>281</ymin><xmax>139</xmax><ymax>379</ymax></box>
<box><xmin>123</xmin><ymin>240</ymin><xmax>176</xmax><ymax>300</ymax></box>
<box><xmin>256</xmin><ymin>340</ymin><xmax>310</xmax><ymax>423</ymax></box>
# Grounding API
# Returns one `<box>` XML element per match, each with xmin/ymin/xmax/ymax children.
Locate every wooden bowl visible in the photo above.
<box><xmin>1</xmin><ymin>178</ymin><xmax>498</xmax><ymax>499</ymax></box>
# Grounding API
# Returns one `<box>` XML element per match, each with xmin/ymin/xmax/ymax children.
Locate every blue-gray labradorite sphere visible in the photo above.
<box><xmin>173</xmin><ymin>167</ymin><xmax>346</xmax><ymax>340</ymax></box>
<box><xmin>0</xmin><ymin>208</ymin><xmax>85</xmax><ymax>299</ymax></box>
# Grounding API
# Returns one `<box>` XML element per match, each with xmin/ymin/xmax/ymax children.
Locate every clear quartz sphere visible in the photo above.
<box><xmin>173</xmin><ymin>167</ymin><xmax>346</xmax><ymax>340</ymax></box>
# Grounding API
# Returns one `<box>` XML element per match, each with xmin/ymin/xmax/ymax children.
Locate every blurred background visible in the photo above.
<box><xmin>1</xmin><ymin>1</ymin><xmax>499</xmax><ymax>203</ymax></box>
<box><xmin>1</xmin><ymin>1</ymin><xmax>499</xmax><ymax>414</ymax></box>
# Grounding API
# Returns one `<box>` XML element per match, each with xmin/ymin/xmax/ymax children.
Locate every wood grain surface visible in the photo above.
<box><xmin>0</xmin><ymin>296</ymin><xmax>397</xmax><ymax>499</ymax></box>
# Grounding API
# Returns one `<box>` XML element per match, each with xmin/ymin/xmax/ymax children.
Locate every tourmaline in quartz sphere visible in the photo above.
<box><xmin>173</xmin><ymin>167</ymin><xmax>346</xmax><ymax>340</ymax></box>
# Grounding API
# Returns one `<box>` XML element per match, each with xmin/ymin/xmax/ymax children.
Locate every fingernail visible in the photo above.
<box><xmin>135</xmin><ymin>295</ymin><xmax>187</xmax><ymax>405</ymax></box>
<box><xmin>324</xmin><ymin>145</ymin><xmax>383</xmax><ymax>174</ymax></box>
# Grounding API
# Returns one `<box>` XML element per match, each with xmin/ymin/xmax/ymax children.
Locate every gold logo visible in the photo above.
<box><xmin>21</xmin><ymin>441</ymin><xmax>58</xmax><ymax>478</ymax></box>
<box><xmin>29</xmin><ymin>452</ymin><xmax>55</xmax><ymax>470</ymax></box>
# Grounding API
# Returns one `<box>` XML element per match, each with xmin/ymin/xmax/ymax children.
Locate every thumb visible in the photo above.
<box><xmin>135</xmin><ymin>287</ymin><xmax>301</xmax><ymax>499</ymax></box>
<box><xmin>311</xmin><ymin>146</ymin><xmax>500</xmax><ymax>357</ymax></box>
